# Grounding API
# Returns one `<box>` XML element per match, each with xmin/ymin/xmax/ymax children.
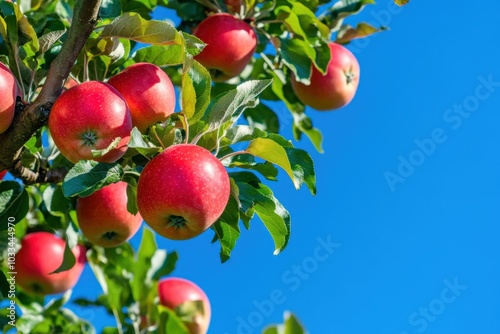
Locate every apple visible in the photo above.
<box><xmin>48</xmin><ymin>81</ymin><xmax>132</xmax><ymax>163</ymax></box>
<box><xmin>193</xmin><ymin>13</ymin><xmax>257</xmax><ymax>82</ymax></box>
<box><xmin>76</xmin><ymin>181</ymin><xmax>142</xmax><ymax>248</ymax></box>
<box><xmin>291</xmin><ymin>42</ymin><xmax>360</xmax><ymax>111</ymax></box>
<box><xmin>108</xmin><ymin>63</ymin><xmax>176</xmax><ymax>133</ymax></box>
<box><xmin>16</xmin><ymin>232</ymin><xmax>87</xmax><ymax>295</ymax></box>
<box><xmin>158</xmin><ymin>277</ymin><xmax>211</xmax><ymax>334</ymax></box>
<box><xmin>0</xmin><ymin>62</ymin><xmax>18</xmax><ymax>134</ymax></box>
<box><xmin>0</xmin><ymin>170</ymin><xmax>7</xmax><ymax>179</ymax></box>
<box><xmin>137</xmin><ymin>144</ymin><xmax>230</xmax><ymax>240</ymax></box>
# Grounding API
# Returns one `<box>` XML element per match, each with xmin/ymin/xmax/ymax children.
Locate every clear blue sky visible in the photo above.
<box><xmin>68</xmin><ymin>1</ymin><xmax>500</xmax><ymax>333</ymax></box>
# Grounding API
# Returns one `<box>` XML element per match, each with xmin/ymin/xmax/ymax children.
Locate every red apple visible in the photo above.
<box><xmin>48</xmin><ymin>81</ymin><xmax>132</xmax><ymax>163</ymax></box>
<box><xmin>16</xmin><ymin>232</ymin><xmax>87</xmax><ymax>295</ymax></box>
<box><xmin>137</xmin><ymin>144</ymin><xmax>230</xmax><ymax>240</ymax></box>
<box><xmin>158</xmin><ymin>277</ymin><xmax>211</xmax><ymax>334</ymax></box>
<box><xmin>76</xmin><ymin>181</ymin><xmax>142</xmax><ymax>248</ymax></box>
<box><xmin>0</xmin><ymin>170</ymin><xmax>7</xmax><ymax>179</ymax></box>
<box><xmin>291</xmin><ymin>42</ymin><xmax>360</xmax><ymax>111</ymax></box>
<box><xmin>193</xmin><ymin>13</ymin><xmax>257</xmax><ymax>82</ymax></box>
<box><xmin>0</xmin><ymin>62</ymin><xmax>18</xmax><ymax>134</ymax></box>
<box><xmin>108</xmin><ymin>63</ymin><xmax>176</xmax><ymax>133</ymax></box>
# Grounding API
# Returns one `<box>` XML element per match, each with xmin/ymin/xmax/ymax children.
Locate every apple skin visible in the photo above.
<box><xmin>291</xmin><ymin>42</ymin><xmax>360</xmax><ymax>111</ymax></box>
<box><xmin>158</xmin><ymin>277</ymin><xmax>211</xmax><ymax>334</ymax></box>
<box><xmin>76</xmin><ymin>181</ymin><xmax>142</xmax><ymax>248</ymax></box>
<box><xmin>193</xmin><ymin>13</ymin><xmax>257</xmax><ymax>82</ymax></box>
<box><xmin>108</xmin><ymin>63</ymin><xmax>176</xmax><ymax>133</ymax></box>
<box><xmin>16</xmin><ymin>232</ymin><xmax>87</xmax><ymax>295</ymax></box>
<box><xmin>0</xmin><ymin>170</ymin><xmax>7</xmax><ymax>179</ymax></box>
<box><xmin>48</xmin><ymin>81</ymin><xmax>132</xmax><ymax>163</ymax></box>
<box><xmin>137</xmin><ymin>144</ymin><xmax>230</xmax><ymax>240</ymax></box>
<box><xmin>0</xmin><ymin>62</ymin><xmax>18</xmax><ymax>134</ymax></box>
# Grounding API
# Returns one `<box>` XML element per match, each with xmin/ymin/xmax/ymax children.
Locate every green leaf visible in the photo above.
<box><xmin>394</xmin><ymin>0</ymin><xmax>410</xmax><ymax>6</ymax></box>
<box><xmin>62</xmin><ymin>161</ymin><xmax>124</xmax><ymax>198</ymax></box>
<box><xmin>336</xmin><ymin>22</ymin><xmax>387</xmax><ymax>44</ymax></box>
<box><xmin>243</xmin><ymin>103</ymin><xmax>280</xmax><ymax>134</ymax></box>
<box><xmin>51</xmin><ymin>241</ymin><xmax>76</xmax><ymax>274</ymax></box>
<box><xmin>320</xmin><ymin>0</ymin><xmax>376</xmax><ymax>31</ymax></box>
<box><xmin>182</xmin><ymin>58</ymin><xmax>211</xmax><ymax>124</ymax></box>
<box><xmin>151</xmin><ymin>250</ymin><xmax>178</xmax><ymax>281</ymax></box>
<box><xmin>158</xmin><ymin>305</ymin><xmax>189</xmax><ymax>334</ymax></box>
<box><xmin>126</xmin><ymin>178</ymin><xmax>139</xmax><ymax>215</ymax></box>
<box><xmin>202</xmin><ymin>79</ymin><xmax>272</xmax><ymax>134</ymax></box>
<box><xmin>42</xmin><ymin>184</ymin><xmax>71</xmax><ymax>217</ymax></box>
<box><xmin>0</xmin><ymin>182</ymin><xmax>29</xmax><ymax>229</ymax></box>
<box><xmin>246</xmin><ymin>138</ymin><xmax>296</xmax><ymax>187</ymax></box>
<box><xmin>131</xmin><ymin>228</ymin><xmax>156</xmax><ymax>302</ymax></box>
<box><xmin>263</xmin><ymin>312</ymin><xmax>307</xmax><ymax>334</ymax></box>
<box><xmin>38</xmin><ymin>30</ymin><xmax>66</xmax><ymax>54</ymax></box>
<box><xmin>280</xmin><ymin>38</ymin><xmax>313</xmax><ymax>83</ymax></box>
<box><xmin>233</xmin><ymin>172</ymin><xmax>290</xmax><ymax>255</ymax></box>
<box><xmin>100</xmin><ymin>0</ymin><xmax>122</xmax><ymax>19</ymax></box>
<box><xmin>133</xmin><ymin>44</ymin><xmax>184</xmax><ymax>65</ymax></box>
<box><xmin>212</xmin><ymin>195</ymin><xmax>241</xmax><ymax>262</ymax></box>
<box><xmin>100</xmin><ymin>12</ymin><xmax>183</xmax><ymax>46</ymax></box>
<box><xmin>91</xmin><ymin>137</ymin><xmax>122</xmax><ymax>158</ymax></box>
<box><xmin>128</xmin><ymin>127</ymin><xmax>161</xmax><ymax>157</ymax></box>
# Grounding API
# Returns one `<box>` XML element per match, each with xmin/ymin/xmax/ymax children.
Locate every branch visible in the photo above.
<box><xmin>0</xmin><ymin>0</ymin><xmax>102</xmax><ymax>183</ymax></box>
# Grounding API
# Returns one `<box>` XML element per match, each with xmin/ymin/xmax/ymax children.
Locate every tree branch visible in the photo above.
<box><xmin>0</xmin><ymin>0</ymin><xmax>102</xmax><ymax>183</ymax></box>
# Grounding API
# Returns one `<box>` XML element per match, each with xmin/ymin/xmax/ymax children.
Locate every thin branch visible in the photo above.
<box><xmin>0</xmin><ymin>0</ymin><xmax>103</xmax><ymax>183</ymax></box>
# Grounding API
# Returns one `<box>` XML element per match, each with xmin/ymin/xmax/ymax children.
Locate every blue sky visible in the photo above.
<box><xmin>66</xmin><ymin>1</ymin><xmax>500</xmax><ymax>333</ymax></box>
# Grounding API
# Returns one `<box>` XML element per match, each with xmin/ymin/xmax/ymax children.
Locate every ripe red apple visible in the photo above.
<box><xmin>108</xmin><ymin>63</ymin><xmax>176</xmax><ymax>133</ymax></box>
<box><xmin>158</xmin><ymin>277</ymin><xmax>211</xmax><ymax>334</ymax></box>
<box><xmin>0</xmin><ymin>170</ymin><xmax>7</xmax><ymax>179</ymax></box>
<box><xmin>76</xmin><ymin>181</ymin><xmax>142</xmax><ymax>248</ymax></box>
<box><xmin>137</xmin><ymin>144</ymin><xmax>230</xmax><ymax>240</ymax></box>
<box><xmin>193</xmin><ymin>13</ymin><xmax>257</xmax><ymax>82</ymax></box>
<box><xmin>0</xmin><ymin>62</ymin><xmax>18</xmax><ymax>134</ymax></box>
<box><xmin>291</xmin><ymin>42</ymin><xmax>360</xmax><ymax>111</ymax></box>
<box><xmin>16</xmin><ymin>232</ymin><xmax>87</xmax><ymax>295</ymax></box>
<box><xmin>48</xmin><ymin>81</ymin><xmax>132</xmax><ymax>163</ymax></box>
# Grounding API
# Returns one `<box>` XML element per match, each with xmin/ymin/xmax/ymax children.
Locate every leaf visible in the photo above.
<box><xmin>203</xmin><ymin>79</ymin><xmax>272</xmax><ymax>134</ymax></box>
<box><xmin>128</xmin><ymin>127</ymin><xmax>161</xmax><ymax>157</ymax></box>
<box><xmin>182</xmin><ymin>58</ymin><xmax>211</xmax><ymax>124</ymax></box>
<box><xmin>42</xmin><ymin>185</ymin><xmax>71</xmax><ymax>217</ymax></box>
<box><xmin>132</xmin><ymin>228</ymin><xmax>156</xmax><ymax>302</ymax></box>
<box><xmin>233</xmin><ymin>172</ymin><xmax>291</xmax><ymax>255</ymax></box>
<box><xmin>99</xmin><ymin>0</ymin><xmax>122</xmax><ymax>19</ymax></box>
<box><xmin>246</xmin><ymin>138</ymin><xmax>296</xmax><ymax>187</ymax></box>
<box><xmin>158</xmin><ymin>305</ymin><xmax>189</xmax><ymax>334</ymax></box>
<box><xmin>100</xmin><ymin>12</ymin><xmax>183</xmax><ymax>46</ymax></box>
<box><xmin>243</xmin><ymin>103</ymin><xmax>280</xmax><ymax>134</ymax></box>
<box><xmin>126</xmin><ymin>179</ymin><xmax>139</xmax><ymax>215</ymax></box>
<box><xmin>50</xmin><ymin>241</ymin><xmax>76</xmax><ymax>274</ymax></box>
<box><xmin>0</xmin><ymin>182</ymin><xmax>29</xmax><ymax>230</ymax></box>
<box><xmin>212</xmin><ymin>195</ymin><xmax>241</xmax><ymax>262</ymax></box>
<box><xmin>151</xmin><ymin>251</ymin><xmax>178</xmax><ymax>281</ymax></box>
<box><xmin>263</xmin><ymin>312</ymin><xmax>308</xmax><ymax>334</ymax></box>
<box><xmin>394</xmin><ymin>0</ymin><xmax>410</xmax><ymax>5</ymax></box>
<box><xmin>320</xmin><ymin>0</ymin><xmax>376</xmax><ymax>31</ymax></box>
<box><xmin>38</xmin><ymin>30</ymin><xmax>66</xmax><ymax>54</ymax></box>
<box><xmin>336</xmin><ymin>22</ymin><xmax>387</xmax><ymax>44</ymax></box>
<box><xmin>280</xmin><ymin>38</ymin><xmax>313</xmax><ymax>83</ymax></box>
<box><xmin>133</xmin><ymin>44</ymin><xmax>184</xmax><ymax>65</ymax></box>
<box><xmin>62</xmin><ymin>161</ymin><xmax>124</xmax><ymax>198</ymax></box>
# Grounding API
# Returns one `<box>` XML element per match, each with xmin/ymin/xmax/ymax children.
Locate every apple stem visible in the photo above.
<box><xmin>168</xmin><ymin>215</ymin><xmax>187</xmax><ymax>228</ymax></box>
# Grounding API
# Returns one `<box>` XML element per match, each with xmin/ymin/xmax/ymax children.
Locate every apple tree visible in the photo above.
<box><xmin>0</xmin><ymin>0</ymin><xmax>408</xmax><ymax>332</ymax></box>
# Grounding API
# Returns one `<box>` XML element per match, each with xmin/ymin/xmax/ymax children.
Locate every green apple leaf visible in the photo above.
<box><xmin>151</xmin><ymin>250</ymin><xmax>179</xmax><ymax>281</ymax></box>
<box><xmin>50</xmin><ymin>241</ymin><xmax>76</xmax><ymax>274</ymax></box>
<box><xmin>395</xmin><ymin>0</ymin><xmax>410</xmax><ymax>6</ymax></box>
<box><xmin>232</xmin><ymin>172</ymin><xmax>291</xmax><ymax>255</ymax></box>
<box><xmin>243</xmin><ymin>103</ymin><xmax>280</xmax><ymax>134</ymax></box>
<box><xmin>182</xmin><ymin>58</ymin><xmax>211</xmax><ymax>124</ymax></box>
<box><xmin>0</xmin><ymin>182</ymin><xmax>29</xmax><ymax>230</ymax></box>
<box><xmin>133</xmin><ymin>44</ymin><xmax>184</xmax><ymax>66</ymax></box>
<box><xmin>100</xmin><ymin>12</ymin><xmax>183</xmax><ymax>46</ymax></box>
<box><xmin>99</xmin><ymin>0</ymin><xmax>122</xmax><ymax>19</ymax></box>
<box><xmin>319</xmin><ymin>0</ymin><xmax>376</xmax><ymax>31</ymax></box>
<box><xmin>62</xmin><ymin>161</ymin><xmax>124</xmax><ymax>198</ymax></box>
<box><xmin>212</xmin><ymin>195</ymin><xmax>241</xmax><ymax>263</ymax></box>
<box><xmin>131</xmin><ymin>228</ymin><xmax>156</xmax><ymax>302</ymax></box>
<box><xmin>42</xmin><ymin>185</ymin><xmax>71</xmax><ymax>217</ymax></box>
<box><xmin>263</xmin><ymin>312</ymin><xmax>307</xmax><ymax>334</ymax></box>
<box><xmin>158</xmin><ymin>305</ymin><xmax>190</xmax><ymax>334</ymax></box>
<box><xmin>336</xmin><ymin>22</ymin><xmax>387</xmax><ymax>44</ymax></box>
<box><xmin>38</xmin><ymin>30</ymin><xmax>66</xmax><ymax>55</ymax></box>
<box><xmin>200</xmin><ymin>79</ymin><xmax>272</xmax><ymax>135</ymax></box>
<box><xmin>128</xmin><ymin>127</ymin><xmax>161</xmax><ymax>157</ymax></box>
